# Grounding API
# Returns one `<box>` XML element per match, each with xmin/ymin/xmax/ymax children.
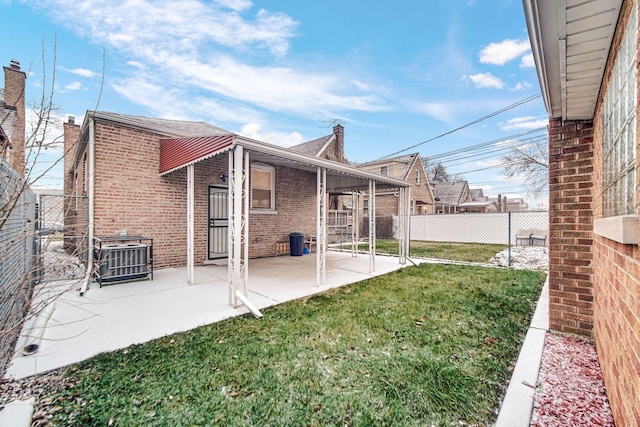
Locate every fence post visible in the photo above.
<box><xmin>508</xmin><ymin>212</ymin><xmax>512</xmax><ymax>266</ymax></box>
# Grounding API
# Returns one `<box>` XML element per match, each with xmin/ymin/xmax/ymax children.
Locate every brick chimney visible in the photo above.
<box><xmin>333</xmin><ymin>124</ymin><xmax>346</xmax><ymax>164</ymax></box>
<box><xmin>3</xmin><ymin>59</ymin><xmax>26</xmax><ymax>173</ymax></box>
<box><xmin>502</xmin><ymin>196</ymin><xmax>508</xmax><ymax>212</ymax></box>
<box><xmin>63</xmin><ymin>116</ymin><xmax>81</xmax><ymax>251</ymax></box>
<box><xmin>497</xmin><ymin>194</ymin><xmax>502</xmax><ymax>212</ymax></box>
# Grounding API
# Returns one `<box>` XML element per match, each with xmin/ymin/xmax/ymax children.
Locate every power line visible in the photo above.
<box><xmin>377</xmin><ymin>93</ymin><xmax>542</xmax><ymax>159</ymax></box>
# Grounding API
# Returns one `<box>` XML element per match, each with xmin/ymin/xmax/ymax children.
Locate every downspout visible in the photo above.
<box><xmin>80</xmin><ymin>117</ymin><xmax>95</xmax><ymax>296</ymax></box>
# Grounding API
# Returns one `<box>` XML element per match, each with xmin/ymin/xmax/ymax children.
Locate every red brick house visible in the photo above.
<box><xmin>1</xmin><ymin>60</ymin><xmax>26</xmax><ymax>173</ymax></box>
<box><xmin>356</xmin><ymin>153</ymin><xmax>435</xmax><ymax>215</ymax></box>
<box><xmin>63</xmin><ymin>112</ymin><xmax>411</xmax><ymax>307</ymax></box>
<box><xmin>524</xmin><ymin>0</ymin><xmax>639</xmax><ymax>424</ymax></box>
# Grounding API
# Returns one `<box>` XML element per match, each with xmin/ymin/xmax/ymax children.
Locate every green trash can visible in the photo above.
<box><xmin>289</xmin><ymin>232</ymin><xmax>305</xmax><ymax>256</ymax></box>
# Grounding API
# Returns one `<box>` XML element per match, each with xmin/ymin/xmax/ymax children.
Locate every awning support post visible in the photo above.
<box><xmin>228</xmin><ymin>145</ymin><xmax>256</xmax><ymax>314</ymax></box>
<box><xmin>351</xmin><ymin>191</ymin><xmax>359</xmax><ymax>257</ymax></box>
<box><xmin>187</xmin><ymin>164</ymin><xmax>195</xmax><ymax>284</ymax></box>
<box><xmin>369</xmin><ymin>180</ymin><xmax>376</xmax><ymax>273</ymax></box>
<box><xmin>317</xmin><ymin>167</ymin><xmax>327</xmax><ymax>286</ymax></box>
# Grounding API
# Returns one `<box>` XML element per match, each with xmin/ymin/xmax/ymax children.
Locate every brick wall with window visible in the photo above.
<box><xmin>589</xmin><ymin>1</ymin><xmax>640</xmax><ymax>424</ymax></box>
<box><xmin>66</xmin><ymin>120</ymin><xmax>322</xmax><ymax>267</ymax></box>
<box><xmin>547</xmin><ymin>1</ymin><xmax>640</xmax><ymax>424</ymax></box>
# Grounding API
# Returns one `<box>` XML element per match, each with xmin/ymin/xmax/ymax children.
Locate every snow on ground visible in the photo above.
<box><xmin>41</xmin><ymin>239</ymin><xmax>86</xmax><ymax>281</ymax></box>
<box><xmin>489</xmin><ymin>245</ymin><xmax>548</xmax><ymax>270</ymax></box>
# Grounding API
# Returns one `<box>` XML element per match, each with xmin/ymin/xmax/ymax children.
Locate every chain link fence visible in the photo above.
<box><xmin>0</xmin><ymin>157</ymin><xmax>39</xmax><ymax>374</ymax></box>
<box><xmin>334</xmin><ymin>212</ymin><xmax>549</xmax><ymax>270</ymax></box>
<box><xmin>37</xmin><ymin>193</ymin><xmax>88</xmax><ymax>282</ymax></box>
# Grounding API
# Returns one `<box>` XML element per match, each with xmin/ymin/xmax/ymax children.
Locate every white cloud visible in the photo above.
<box><xmin>520</xmin><ymin>53</ymin><xmax>535</xmax><ymax>68</ymax></box>
<box><xmin>500</xmin><ymin>116</ymin><xmax>548</xmax><ymax>131</ymax></box>
<box><xmin>111</xmin><ymin>76</ymin><xmax>263</xmax><ymax>123</ymax></box>
<box><xmin>415</xmin><ymin>102</ymin><xmax>456</xmax><ymax>123</ymax></box>
<box><xmin>64</xmin><ymin>82</ymin><xmax>83</xmax><ymax>91</ymax></box>
<box><xmin>468</xmin><ymin>72</ymin><xmax>504</xmax><ymax>89</ymax></box>
<box><xmin>35</xmin><ymin>0</ymin><xmax>388</xmax><ymax>119</ymax></box>
<box><xmin>239</xmin><ymin>123</ymin><xmax>303</xmax><ymax>147</ymax></box>
<box><xmin>351</xmin><ymin>79</ymin><xmax>370</xmax><ymax>91</ymax></box>
<box><xmin>510</xmin><ymin>81</ymin><xmax>532</xmax><ymax>91</ymax></box>
<box><xmin>60</xmin><ymin>67</ymin><xmax>99</xmax><ymax>78</ymax></box>
<box><xmin>215</xmin><ymin>0</ymin><xmax>252</xmax><ymax>11</ymax></box>
<box><xmin>479</xmin><ymin>39</ymin><xmax>531</xmax><ymax>66</ymax></box>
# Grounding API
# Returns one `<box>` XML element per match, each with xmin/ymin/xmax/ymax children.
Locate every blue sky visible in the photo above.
<box><xmin>1</xmin><ymin>0</ymin><xmax>548</xmax><ymax>207</ymax></box>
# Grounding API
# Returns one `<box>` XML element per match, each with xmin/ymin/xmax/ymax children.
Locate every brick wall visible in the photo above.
<box><xmin>64</xmin><ymin>119</ymin><xmax>321</xmax><ymax>268</ymax></box>
<box><xmin>2</xmin><ymin>63</ymin><xmax>26</xmax><ymax>174</ymax></box>
<box><xmin>547</xmin><ymin>118</ymin><xmax>595</xmax><ymax>337</ymax></box>
<box><xmin>588</xmin><ymin>0</ymin><xmax>640</xmax><ymax>423</ymax></box>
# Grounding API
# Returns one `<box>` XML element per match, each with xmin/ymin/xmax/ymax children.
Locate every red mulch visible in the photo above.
<box><xmin>531</xmin><ymin>332</ymin><xmax>615</xmax><ymax>427</ymax></box>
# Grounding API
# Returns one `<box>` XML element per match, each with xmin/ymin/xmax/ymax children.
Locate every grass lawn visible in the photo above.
<box><xmin>48</xmin><ymin>264</ymin><xmax>545</xmax><ymax>426</ymax></box>
<box><xmin>355</xmin><ymin>239</ymin><xmax>508</xmax><ymax>263</ymax></box>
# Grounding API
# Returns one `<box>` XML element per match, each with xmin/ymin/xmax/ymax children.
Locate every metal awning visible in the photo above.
<box><xmin>159</xmin><ymin>134</ymin><xmax>410</xmax><ymax>190</ymax></box>
<box><xmin>523</xmin><ymin>0</ymin><xmax>623</xmax><ymax>120</ymax></box>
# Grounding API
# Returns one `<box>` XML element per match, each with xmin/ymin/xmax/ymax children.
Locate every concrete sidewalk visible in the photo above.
<box><xmin>495</xmin><ymin>275</ymin><xmax>549</xmax><ymax>426</ymax></box>
<box><xmin>4</xmin><ymin>251</ymin><xmax>410</xmax><ymax>380</ymax></box>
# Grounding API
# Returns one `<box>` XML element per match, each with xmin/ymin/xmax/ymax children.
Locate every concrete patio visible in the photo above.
<box><xmin>5</xmin><ymin>251</ymin><xmax>414</xmax><ymax>380</ymax></box>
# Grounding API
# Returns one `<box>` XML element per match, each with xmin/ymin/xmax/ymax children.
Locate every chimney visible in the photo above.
<box><xmin>497</xmin><ymin>194</ymin><xmax>502</xmax><ymax>212</ymax></box>
<box><xmin>333</xmin><ymin>124</ymin><xmax>345</xmax><ymax>164</ymax></box>
<box><xmin>3</xmin><ymin>59</ymin><xmax>26</xmax><ymax>173</ymax></box>
<box><xmin>502</xmin><ymin>196</ymin><xmax>508</xmax><ymax>212</ymax></box>
<box><xmin>63</xmin><ymin>116</ymin><xmax>81</xmax><ymax>251</ymax></box>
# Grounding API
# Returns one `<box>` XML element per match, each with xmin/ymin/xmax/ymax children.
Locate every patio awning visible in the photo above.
<box><xmin>159</xmin><ymin>135</ymin><xmax>235</xmax><ymax>175</ymax></box>
<box><xmin>159</xmin><ymin>133</ymin><xmax>410</xmax><ymax>191</ymax></box>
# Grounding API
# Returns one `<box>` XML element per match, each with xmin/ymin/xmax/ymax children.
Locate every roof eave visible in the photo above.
<box><xmin>235</xmin><ymin>136</ymin><xmax>410</xmax><ymax>188</ymax></box>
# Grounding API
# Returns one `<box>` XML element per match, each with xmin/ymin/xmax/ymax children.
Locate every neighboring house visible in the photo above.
<box><xmin>524</xmin><ymin>0</ymin><xmax>638</xmax><ymax>424</ymax></box>
<box><xmin>460</xmin><ymin>188</ymin><xmax>499</xmax><ymax>213</ymax></box>
<box><xmin>487</xmin><ymin>195</ymin><xmax>528</xmax><ymax>212</ymax></box>
<box><xmin>63</xmin><ymin>113</ymin><xmax>411</xmax><ymax>303</ymax></box>
<box><xmin>356</xmin><ymin>153</ymin><xmax>435</xmax><ymax>215</ymax></box>
<box><xmin>432</xmin><ymin>181</ymin><xmax>472</xmax><ymax>213</ymax></box>
<box><xmin>0</xmin><ymin>60</ymin><xmax>26</xmax><ymax>173</ymax></box>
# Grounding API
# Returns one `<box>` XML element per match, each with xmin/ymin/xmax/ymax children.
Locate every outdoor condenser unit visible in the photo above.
<box><xmin>96</xmin><ymin>242</ymin><xmax>150</xmax><ymax>286</ymax></box>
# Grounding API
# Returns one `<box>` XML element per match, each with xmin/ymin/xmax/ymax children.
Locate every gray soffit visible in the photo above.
<box><xmin>523</xmin><ymin>0</ymin><xmax>623</xmax><ymax>120</ymax></box>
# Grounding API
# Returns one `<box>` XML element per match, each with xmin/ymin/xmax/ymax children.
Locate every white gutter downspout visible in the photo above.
<box><xmin>80</xmin><ymin>117</ymin><xmax>95</xmax><ymax>296</ymax></box>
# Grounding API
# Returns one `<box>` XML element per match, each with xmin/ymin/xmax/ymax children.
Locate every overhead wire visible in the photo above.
<box><xmin>377</xmin><ymin>93</ymin><xmax>542</xmax><ymax>159</ymax></box>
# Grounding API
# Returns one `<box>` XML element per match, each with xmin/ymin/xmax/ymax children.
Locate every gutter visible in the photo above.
<box><xmin>80</xmin><ymin>117</ymin><xmax>95</xmax><ymax>296</ymax></box>
<box><xmin>235</xmin><ymin>136</ymin><xmax>410</xmax><ymax>188</ymax></box>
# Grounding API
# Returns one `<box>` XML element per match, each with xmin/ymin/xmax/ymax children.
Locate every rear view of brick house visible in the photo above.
<box><xmin>63</xmin><ymin>113</ymin><xmax>410</xmax><ymax>279</ymax></box>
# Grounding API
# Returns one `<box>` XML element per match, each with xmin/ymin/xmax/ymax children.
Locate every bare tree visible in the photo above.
<box><xmin>421</xmin><ymin>157</ymin><xmax>465</xmax><ymax>183</ymax></box>
<box><xmin>0</xmin><ymin>41</ymin><xmax>97</xmax><ymax>375</ymax></box>
<box><xmin>500</xmin><ymin>140</ymin><xmax>548</xmax><ymax>197</ymax></box>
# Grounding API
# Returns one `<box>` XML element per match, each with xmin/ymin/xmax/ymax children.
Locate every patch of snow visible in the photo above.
<box><xmin>41</xmin><ymin>240</ymin><xmax>86</xmax><ymax>281</ymax></box>
<box><xmin>490</xmin><ymin>245</ymin><xmax>548</xmax><ymax>270</ymax></box>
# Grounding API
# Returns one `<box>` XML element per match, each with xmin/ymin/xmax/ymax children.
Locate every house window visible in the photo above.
<box><xmin>380</xmin><ymin>166</ymin><xmax>388</xmax><ymax>176</ymax></box>
<box><xmin>603</xmin><ymin>2</ymin><xmax>637</xmax><ymax>217</ymax></box>
<box><xmin>251</xmin><ymin>164</ymin><xmax>275</xmax><ymax>210</ymax></box>
<box><xmin>415</xmin><ymin>170</ymin><xmax>420</xmax><ymax>185</ymax></box>
<box><xmin>363</xmin><ymin>198</ymin><xmax>369</xmax><ymax>216</ymax></box>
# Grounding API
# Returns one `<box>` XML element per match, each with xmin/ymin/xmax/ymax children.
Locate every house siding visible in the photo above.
<box><xmin>548</xmin><ymin>0</ymin><xmax>640</xmax><ymax>424</ymax></box>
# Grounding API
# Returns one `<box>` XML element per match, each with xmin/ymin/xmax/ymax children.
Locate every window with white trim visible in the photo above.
<box><xmin>363</xmin><ymin>198</ymin><xmax>369</xmax><ymax>216</ymax></box>
<box><xmin>415</xmin><ymin>169</ymin><xmax>420</xmax><ymax>185</ymax></box>
<box><xmin>380</xmin><ymin>166</ymin><xmax>388</xmax><ymax>176</ymax></box>
<box><xmin>603</xmin><ymin>2</ymin><xmax>637</xmax><ymax>217</ymax></box>
<box><xmin>251</xmin><ymin>164</ymin><xmax>275</xmax><ymax>210</ymax></box>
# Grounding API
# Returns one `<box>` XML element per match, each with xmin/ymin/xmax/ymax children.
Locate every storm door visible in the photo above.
<box><xmin>208</xmin><ymin>186</ymin><xmax>229</xmax><ymax>259</ymax></box>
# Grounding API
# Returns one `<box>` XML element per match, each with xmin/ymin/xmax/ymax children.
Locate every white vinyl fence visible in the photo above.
<box><xmin>409</xmin><ymin>211</ymin><xmax>549</xmax><ymax>245</ymax></box>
